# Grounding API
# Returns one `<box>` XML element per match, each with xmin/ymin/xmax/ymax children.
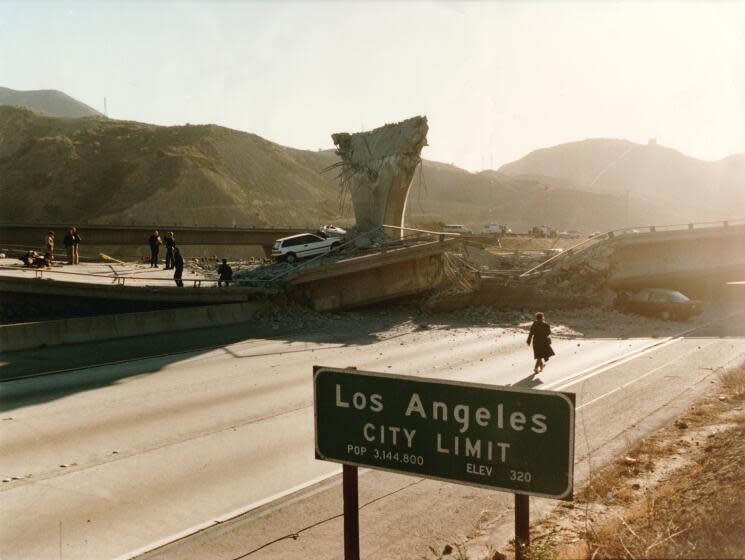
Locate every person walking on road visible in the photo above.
<box><xmin>148</xmin><ymin>230</ymin><xmax>162</xmax><ymax>268</ymax></box>
<box><xmin>164</xmin><ymin>231</ymin><xmax>176</xmax><ymax>269</ymax></box>
<box><xmin>173</xmin><ymin>247</ymin><xmax>184</xmax><ymax>287</ymax></box>
<box><xmin>527</xmin><ymin>312</ymin><xmax>554</xmax><ymax>374</ymax></box>
<box><xmin>71</xmin><ymin>227</ymin><xmax>81</xmax><ymax>264</ymax></box>
<box><xmin>217</xmin><ymin>258</ymin><xmax>233</xmax><ymax>287</ymax></box>
<box><xmin>63</xmin><ymin>228</ymin><xmax>74</xmax><ymax>265</ymax></box>
<box><xmin>45</xmin><ymin>231</ymin><xmax>55</xmax><ymax>262</ymax></box>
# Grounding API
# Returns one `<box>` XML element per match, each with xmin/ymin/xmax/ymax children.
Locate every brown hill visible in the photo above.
<box><xmin>498</xmin><ymin>138</ymin><xmax>745</xmax><ymax>221</ymax></box>
<box><xmin>0</xmin><ymin>87</ymin><xmax>103</xmax><ymax>118</ymax></box>
<box><xmin>2</xmin><ymin>107</ymin><xmax>736</xmax><ymax>233</ymax></box>
<box><xmin>0</xmin><ymin>106</ymin><xmax>347</xmax><ymax>227</ymax></box>
<box><xmin>404</xmin><ymin>161</ymin><xmax>682</xmax><ymax>232</ymax></box>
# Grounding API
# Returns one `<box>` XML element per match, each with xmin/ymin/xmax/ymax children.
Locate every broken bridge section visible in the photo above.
<box><xmin>521</xmin><ymin>220</ymin><xmax>745</xmax><ymax>302</ymax></box>
<box><xmin>331</xmin><ymin>116</ymin><xmax>428</xmax><ymax>240</ymax></box>
<box><xmin>607</xmin><ymin>222</ymin><xmax>745</xmax><ymax>294</ymax></box>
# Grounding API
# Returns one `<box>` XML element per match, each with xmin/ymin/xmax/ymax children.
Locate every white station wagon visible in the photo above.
<box><xmin>272</xmin><ymin>233</ymin><xmax>341</xmax><ymax>263</ymax></box>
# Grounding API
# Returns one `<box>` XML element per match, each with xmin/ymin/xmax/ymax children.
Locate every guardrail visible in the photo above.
<box><xmin>0</xmin><ymin>265</ymin><xmax>219</xmax><ymax>288</ymax></box>
<box><xmin>520</xmin><ymin>218</ymin><xmax>745</xmax><ymax>277</ymax></box>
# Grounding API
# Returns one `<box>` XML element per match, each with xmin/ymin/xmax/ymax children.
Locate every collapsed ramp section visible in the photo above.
<box><xmin>285</xmin><ymin>238</ymin><xmax>458</xmax><ymax>311</ymax></box>
<box><xmin>331</xmin><ymin>116</ymin><xmax>428</xmax><ymax>239</ymax></box>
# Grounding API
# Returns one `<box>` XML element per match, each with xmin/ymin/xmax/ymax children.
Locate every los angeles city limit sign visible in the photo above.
<box><xmin>314</xmin><ymin>367</ymin><xmax>576</xmax><ymax>499</ymax></box>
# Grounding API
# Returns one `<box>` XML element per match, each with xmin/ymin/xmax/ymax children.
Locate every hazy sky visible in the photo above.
<box><xmin>1</xmin><ymin>1</ymin><xmax>743</xmax><ymax>170</ymax></box>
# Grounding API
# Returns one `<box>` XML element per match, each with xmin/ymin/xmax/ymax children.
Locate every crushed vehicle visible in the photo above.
<box><xmin>615</xmin><ymin>288</ymin><xmax>703</xmax><ymax>321</ymax></box>
<box><xmin>272</xmin><ymin>233</ymin><xmax>342</xmax><ymax>263</ymax></box>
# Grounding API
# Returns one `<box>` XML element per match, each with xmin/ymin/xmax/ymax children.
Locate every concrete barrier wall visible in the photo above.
<box><xmin>0</xmin><ymin>301</ymin><xmax>265</xmax><ymax>353</ymax></box>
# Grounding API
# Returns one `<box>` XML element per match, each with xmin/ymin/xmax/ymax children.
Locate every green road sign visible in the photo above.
<box><xmin>314</xmin><ymin>367</ymin><xmax>575</xmax><ymax>500</ymax></box>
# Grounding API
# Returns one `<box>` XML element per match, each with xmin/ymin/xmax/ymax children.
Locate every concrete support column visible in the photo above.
<box><xmin>332</xmin><ymin>116</ymin><xmax>428</xmax><ymax>241</ymax></box>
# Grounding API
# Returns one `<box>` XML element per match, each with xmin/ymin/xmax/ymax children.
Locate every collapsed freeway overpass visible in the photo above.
<box><xmin>607</xmin><ymin>221</ymin><xmax>745</xmax><ymax>292</ymax></box>
<box><xmin>529</xmin><ymin>220</ymin><xmax>745</xmax><ymax>296</ymax></box>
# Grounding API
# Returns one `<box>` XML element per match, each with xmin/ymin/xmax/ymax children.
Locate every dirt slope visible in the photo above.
<box><xmin>0</xmin><ymin>106</ymin><xmax>347</xmax><ymax>227</ymax></box>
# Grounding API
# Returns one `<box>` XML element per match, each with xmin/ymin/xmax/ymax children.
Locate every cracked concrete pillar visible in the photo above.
<box><xmin>332</xmin><ymin>116</ymin><xmax>428</xmax><ymax>240</ymax></box>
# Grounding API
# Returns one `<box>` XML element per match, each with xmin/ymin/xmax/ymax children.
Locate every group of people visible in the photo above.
<box><xmin>21</xmin><ymin>228</ymin><xmax>80</xmax><ymax>268</ymax></box>
<box><xmin>63</xmin><ymin>228</ymin><xmax>82</xmax><ymax>264</ymax></box>
<box><xmin>20</xmin><ymin>249</ymin><xmax>51</xmax><ymax>268</ymax></box>
<box><xmin>147</xmin><ymin>229</ymin><xmax>233</xmax><ymax>288</ymax></box>
<box><xmin>148</xmin><ymin>230</ymin><xmax>185</xmax><ymax>286</ymax></box>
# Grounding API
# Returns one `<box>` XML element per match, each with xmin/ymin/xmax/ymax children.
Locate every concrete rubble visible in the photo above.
<box><xmin>527</xmin><ymin>243</ymin><xmax>617</xmax><ymax>306</ymax></box>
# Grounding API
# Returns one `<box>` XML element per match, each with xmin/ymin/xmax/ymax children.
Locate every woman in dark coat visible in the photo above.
<box><xmin>173</xmin><ymin>247</ymin><xmax>184</xmax><ymax>287</ymax></box>
<box><xmin>527</xmin><ymin>312</ymin><xmax>555</xmax><ymax>374</ymax></box>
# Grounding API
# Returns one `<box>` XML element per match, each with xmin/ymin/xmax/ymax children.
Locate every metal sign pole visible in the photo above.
<box><xmin>514</xmin><ymin>493</ymin><xmax>530</xmax><ymax>560</ymax></box>
<box><xmin>343</xmin><ymin>465</ymin><xmax>360</xmax><ymax>560</ymax></box>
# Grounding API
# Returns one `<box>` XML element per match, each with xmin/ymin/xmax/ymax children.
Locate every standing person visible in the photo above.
<box><xmin>71</xmin><ymin>227</ymin><xmax>82</xmax><ymax>264</ymax></box>
<box><xmin>148</xmin><ymin>230</ymin><xmax>162</xmax><ymax>268</ymax></box>
<box><xmin>164</xmin><ymin>231</ymin><xmax>176</xmax><ymax>270</ymax></box>
<box><xmin>217</xmin><ymin>258</ymin><xmax>233</xmax><ymax>287</ymax></box>
<box><xmin>173</xmin><ymin>247</ymin><xmax>184</xmax><ymax>287</ymax></box>
<box><xmin>526</xmin><ymin>312</ymin><xmax>555</xmax><ymax>374</ymax></box>
<box><xmin>63</xmin><ymin>228</ymin><xmax>74</xmax><ymax>265</ymax></box>
<box><xmin>45</xmin><ymin>231</ymin><xmax>55</xmax><ymax>261</ymax></box>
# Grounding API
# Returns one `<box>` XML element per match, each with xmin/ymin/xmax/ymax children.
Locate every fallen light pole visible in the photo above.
<box><xmin>313</xmin><ymin>366</ymin><xmax>575</xmax><ymax>560</ymax></box>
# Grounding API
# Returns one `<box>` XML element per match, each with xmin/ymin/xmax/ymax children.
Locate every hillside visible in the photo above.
<box><xmin>404</xmin><ymin>160</ymin><xmax>684</xmax><ymax>232</ymax></box>
<box><xmin>1</xmin><ymin>106</ymin><xmax>739</xmax><ymax>232</ymax></box>
<box><xmin>0</xmin><ymin>87</ymin><xmax>103</xmax><ymax>118</ymax></box>
<box><xmin>498</xmin><ymin>138</ymin><xmax>745</xmax><ymax>221</ymax></box>
<box><xmin>0</xmin><ymin>106</ymin><xmax>346</xmax><ymax>227</ymax></box>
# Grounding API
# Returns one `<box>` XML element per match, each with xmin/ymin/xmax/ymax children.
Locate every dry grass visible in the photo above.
<box><xmin>720</xmin><ymin>365</ymin><xmax>745</xmax><ymax>401</ymax></box>
<box><xmin>557</xmin><ymin>363</ymin><xmax>745</xmax><ymax>559</ymax></box>
<box><xmin>584</xmin><ymin>422</ymin><xmax>745</xmax><ymax>559</ymax></box>
<box><xmin>578</xmin><ymin>435</ymin><xmax>673</xmax><ymax>506</ymax></box>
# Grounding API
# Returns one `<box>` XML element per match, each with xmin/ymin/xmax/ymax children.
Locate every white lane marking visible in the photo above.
<box><xmin>115</xmin><ymin>469</ymin><xmax>342</xmax><ymax>560</ymax></box>
<box><xmin>541</xmin><ymin>336</ymin><xmax>682</xmax><ymax>391</ymax></box>
<box><xmin>119</xmin><ymin>314</ymin><xmax>743</xmax><ymax>559</ymax></box>
<box><xmin>541</xmin><ymin>317</ymin><xmax>726</xmax><ymax>391</ymax></box>
<box><xmin>573</xmin><ymin>340</ymin><xmax>719</xmax><ymax>410</ymax></box>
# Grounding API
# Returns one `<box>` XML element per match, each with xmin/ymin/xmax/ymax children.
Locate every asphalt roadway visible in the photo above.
<box><xmin>1</xmin><ymin>308</ymin><xmax>744</xmax><ymax>559</ymax></box>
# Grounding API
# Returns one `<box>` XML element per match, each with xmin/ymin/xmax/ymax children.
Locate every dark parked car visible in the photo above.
<box><xmin>615</xmin><ymin>288</ymin><xmax>703</xmax><ymax>321</ymax></box>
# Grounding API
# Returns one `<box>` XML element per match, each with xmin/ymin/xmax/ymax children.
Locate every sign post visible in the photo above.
<box><xmin>515</xmin><ymin>494</ymin><xmax>530</xmax><ymax>560</ymax></box>
<box><xmin>343</xmin><ymin>465</ymin><xmax>360</xmax><ymax>560</ymax></box>
<box><xmin>313</xmin><ymin>366</ymin><xmax>575</xmax><ymax>559</ymax></box>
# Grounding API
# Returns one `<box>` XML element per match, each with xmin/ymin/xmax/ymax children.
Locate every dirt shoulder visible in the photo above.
<box><xmin>496</xmin><ymin>363</ymin><xmax>745</xmax><ymax>560</ymax></box>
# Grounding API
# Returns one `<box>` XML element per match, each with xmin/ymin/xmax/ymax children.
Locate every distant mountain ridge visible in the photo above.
<box><xmin>498</xmin><ymin>138</ymin><xmax>745</xmax><ymax>221</ymax></box>
<box><xmin>0</xmin><ymin>87</ymin><xmax>103</xmax><ymax>118</ymax></box>
<box><xmin>1</xmin><ymin>96</ymin><xmax>743</xmax><ymax>233</ymax></box>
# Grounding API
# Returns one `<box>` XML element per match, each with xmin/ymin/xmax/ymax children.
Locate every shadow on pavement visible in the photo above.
<box><xmin>1</xmin><ymin>299</ymin><xmax>743</xmax><ymax>413</ymax></box>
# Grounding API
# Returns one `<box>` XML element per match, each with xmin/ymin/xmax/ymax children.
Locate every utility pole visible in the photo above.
<box><xmin>104</xmin><ymin>97</ymin><xmax>108</xmax><ymax>117</ymax></box>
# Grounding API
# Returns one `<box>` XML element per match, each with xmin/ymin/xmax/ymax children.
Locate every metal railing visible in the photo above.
<box><xmin>520</xmin><ymin>218</ymin><xmax>745</xmax><ymax>277</ymax></box>
<box><xmin>0</xmin><ymin>265</ymin><xmax>219</xmax><ymax>288</ymax></box>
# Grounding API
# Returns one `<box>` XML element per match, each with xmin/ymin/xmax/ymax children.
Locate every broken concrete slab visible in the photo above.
<box><xmin>286</xmin><ymin>238</ymin><xmax>455</xmax><ymax>311</ymax></box>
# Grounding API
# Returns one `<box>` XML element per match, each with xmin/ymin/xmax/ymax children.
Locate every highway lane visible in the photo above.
<box><xmin>143</xmin><ymin>314</ymin><xmax>745</xmax><ymax>560</ymax></box>
<box><xmin>1</xmin><ymin>311</ymin><xmax>743</xmax><ymax>559</ymax></box>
